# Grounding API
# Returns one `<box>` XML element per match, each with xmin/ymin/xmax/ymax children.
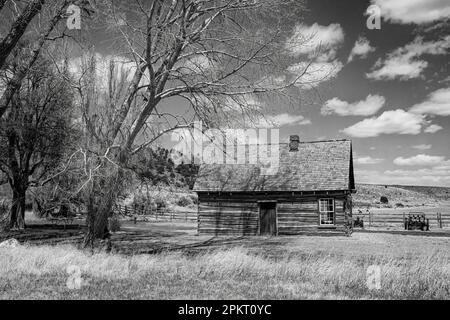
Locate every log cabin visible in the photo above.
<box><xmin>193</xmin><ymin>136</ymin><xmax>356</xmax><ymax>235</ymax></box>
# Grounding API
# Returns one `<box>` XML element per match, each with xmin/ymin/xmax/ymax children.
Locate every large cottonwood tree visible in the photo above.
<box><xmin>60</xmin><ymin>0</ymin><xmax>316</xmax><ymax>247</ymax></box>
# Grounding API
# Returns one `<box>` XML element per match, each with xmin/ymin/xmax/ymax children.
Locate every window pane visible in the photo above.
<box><xmin>319</xmin><ymin>199</ymin><xmax>334</xmax><ymax>225</ymax></box>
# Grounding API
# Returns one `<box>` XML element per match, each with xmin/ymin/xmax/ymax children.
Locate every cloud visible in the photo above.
<box><xmin>424</xmin><ymin>124</ymin><xmax>443</xmax><ymax>133</ymax></box>
<box><xmin>285</xmin><ymin>23</ymin><xmax>344</xmax><ymax>59</ymax></box>
<box><xmin>68</xmin><ymin>53</ymin><xmax>137</xmax><ymax>84</ymax></box>
<box><xmin>412</xmin><ymin>144</ymin><xmax>432</xmax><ymax>150</ymax></box>
<box><xmin>409</xmin><ymin>87</ymin><xmax>450</xmax><ymax>116</ymax></box>
<box><xmin>347</xmin><ymin>36</ymin><xmax>375</xmax><ymax>62</ymax></box>
<box><xmin>366</xmin><ymin>36</ymin><xmax>450</xmax><ymax>80</ymax></box>
<box><xmin>321</xmin><ymin>94</ymin><xmax>385</xmax><ymax>116</ymax></box>
<box><xmin>256</xmin><ymin>113</ymin><xmax>311</xmax><ymax>128</ymax></box>
<box><xmin>393</xmin><ymin>154</ymin><xmax>445</xmax><ymax>166</ymax></box>
<box><xmin>285</xmin><ymin>23</ymin><xmax>345</xmax><ymax>89</ymax></box>
<box><xmin>288</xmin><ymin>60</ymin><xmax>343</xmax><ymax>88</ymax></box>
<box><xmin>370</xmin><ymin>0</ymin><xmax>450</xmax><ymax>24</ymax></box>
<box><xmin>355</xmin><ymin>156</ymin><xmax>384</xmax><ymax>165</ymax></box>
<box><xmin>356</xmin><ymin>168</ymin><xmax>450</xmax><ymax>187</ymax></box>
<box><xmin>180</xmin><ymin>54</ymin><xmax>217</xmax><ymax>75</ymax></box>
<box><xmin>342</xmin><ymin>109</ymin><xmax>427</xmax><ymax>138</ymax></box>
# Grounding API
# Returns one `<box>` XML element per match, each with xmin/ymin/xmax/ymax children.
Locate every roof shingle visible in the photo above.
<box><xmin>193</xmin><ymin>140</ymin><xmax>354</xmax><ymax>192</ymax></box>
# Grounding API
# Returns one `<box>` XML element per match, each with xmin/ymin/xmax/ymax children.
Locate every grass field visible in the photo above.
<box><xmin>1</xmin><ymin>220</ymin><xmax>449</xmax><ymax>300</ymax></box>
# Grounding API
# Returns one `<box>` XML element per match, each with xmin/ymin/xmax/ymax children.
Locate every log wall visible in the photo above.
<box><xmin>197</xmin><ymin>192</ymin><xmax>352</xmax><ymax>235</ymax></box>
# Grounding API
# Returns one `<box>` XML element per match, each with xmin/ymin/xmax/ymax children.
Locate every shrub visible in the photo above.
<box><xmin>380</xmin><ymin>196</ymin><xmax>389</xmax><ymax>204</ymax></box>
<box><xmin>395</xmin><ymin>203</ymin><xmax>404</xmax><ymax>208</ymax></box>
<box><xmin>176</xmin><ymin>195</ymin><xmax>193</xmax><ymax>207</ymax></box>
<box><xmin>155</xmin><ymin>198</ymin><xmax>167</xmax><ymax>209</ymax></box>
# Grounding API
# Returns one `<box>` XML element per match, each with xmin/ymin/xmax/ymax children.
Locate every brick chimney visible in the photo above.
<box><xmin>289</xmin><ymin>135</ymin><xmax>299</xmax><ymax>152</ymax></box>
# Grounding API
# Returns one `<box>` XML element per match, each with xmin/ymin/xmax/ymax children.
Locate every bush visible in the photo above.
<box><xmin>380</xmin><ymin>196</ymin><xmax>389</xmax><ymax>204</ymax></box>
<box><xmin>176</xmin><ymin>195</ymin><xmax>193</xmax><ymax>207</ymax></box>
<box><xmin>395</xmin><ymin>203</ymin><xmax>404</xmax><ymax>208</ymax></box>
<box><xmin>155</xmin><ymin>198</ymin><xmax>167</xmax><ymax>209</ymax></box>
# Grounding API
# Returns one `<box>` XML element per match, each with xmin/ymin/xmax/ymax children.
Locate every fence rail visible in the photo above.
<box><xmin>113</xmin><ymin>204</ymin><xmax>197</xmax><ymax>222</ymax></box>
<box><xmin>353</xmin><ymin>210</ymin><xmax>450</xmax><ymax>229</ymax></box>
<box><xmin>112</xmin><ymin>204</ymin><xmax>450</xmax><ymax>229</ymax></box>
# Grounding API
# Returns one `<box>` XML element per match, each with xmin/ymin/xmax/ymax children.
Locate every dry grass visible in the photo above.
<box><xmin>1</xmin><ymin>233</ymin><xmax>449</xmax><ymax>300</ymax></box>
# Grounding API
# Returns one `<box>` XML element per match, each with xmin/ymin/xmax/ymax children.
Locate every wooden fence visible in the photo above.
<box><xmin>113</xmin><ymin>204</ymin><xmax>197</xmax><ymax>222</ymax></box>
<box><xmin>353</xmin><ymin>210</ymin><xmax>450</xmax><ymax>229</ymax></box>
<box><xmin>112</xmin><ymin>204</ymin><xmax>450</xmax><ymax>229</ymax></box>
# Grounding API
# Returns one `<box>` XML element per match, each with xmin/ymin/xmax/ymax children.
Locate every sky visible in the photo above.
<box><xmin>27</xmin><ymin>0</ymin><xmax>449</xmax><ymax>187</ymax></box>
<box><xmin>83</xmin><ymin>0</ymin><xmax>449</xmax><ymax>187</ymax></box>
<box><xmin>255</xmin><ymin>0</ymin><xmax>450</xmax><ymax>187</ymax></box>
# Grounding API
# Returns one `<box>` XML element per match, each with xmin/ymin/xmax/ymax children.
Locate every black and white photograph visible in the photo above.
<box><xmin>0</xmin><ymin>0</ymin><xmax>449</xmax><ymax>305</ymax></box>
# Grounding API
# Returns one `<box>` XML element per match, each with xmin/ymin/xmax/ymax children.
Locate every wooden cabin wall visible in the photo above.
<box><xmin>197</xmin><ymin>192</ymin><xmax>352</xmax><ymax>235</ymax></box>
<box><xmin>197</xmin><ymin>200</ymin><xmax>259</xmax><ymax>235</ymax></box>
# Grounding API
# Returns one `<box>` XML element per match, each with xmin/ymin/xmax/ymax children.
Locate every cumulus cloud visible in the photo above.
<box><xmin>355</xmin><ymin>156</ymin><xmax>384</xmax><ymax>165</ymax></box>
<box><xmin>366</xmin><ymin>36</ymin><xmax>450</xmax><ymax>80</ymax></box>
<box><xmin>424</xmin><ymin>124</ymin><xmax>443</xmax><ymax>133</ymax></box>
<box><xmin>356</xmin><ymin>168</ymin><xmax>450</xmax><ymax>186</ymax></box>
<box><xmin>409</xmin><ymin>87</ymin><xmax>450</xmax><ymax>116</ymax></box>
<box><xmin>321</xmin><ymin>94</ymin><xmax>385</xmax><ymax>116</ymax></box>
<box><xmin>288</xmin><ymin>60</ymin><xmax>343</xmax><ymax>88</ymax></box>
<box><xmin>347</xmin><ymin>36</ymin><xmax>375</xmax><ymax>62</ymax></box>
<box><xmin>412</xmin><ymin>144</ymin><xmax>432</xmax><ymax>150</ymax></box>
<box><xmin>285</xmin><ymin>23</ymin><xmax>345</xmax><ymax>89</ymax></box>
<box><xmin>370</xmin><ymin>0</ymin><xmax>450</xmax><ymax>24</ymax></box>
<box><xmin>393</xmin><ymin>154</ymin><xmax>445</xmax><ymax>166</ymax></box>
<box><xmin>285</xmin><ymin>23</ymin><xmax>344</xmax><ymax>59</ymax></box>
<box><xmin>180</xmin><ymin>54</ymin><xmax>217</xmax><ymax>75</ymax></box>
<box><xmin>342</xmin><ymin>109</ymin><xmax>427</xmax><ymax>138</ymax></box>
<box><xmin>256</xmin><ymin>113</ymin><xmax>311</xmax><ymax>128</ymax></box>
<box><xmin>68</xmin><ymin>53</ymin><xmax>137</xmax><ymax>86</ymax></box>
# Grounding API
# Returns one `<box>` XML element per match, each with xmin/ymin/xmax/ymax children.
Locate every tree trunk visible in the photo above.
<box><xmin>0</xmin><ymin>0</ymin><xmax>46</xmax><ymax>70</ymax></box>
<box><xmin>82</xmin><ymin>166</ymin><xmax>127</xmax><ymax>250</ymax></box>
<box><xmin>83</xmin><ymin>193</ymin><xmax>113</xmax><ymax>250</ymax></box>
<box><xmin>8</xmin><ymin>186</ymin><xmax>26</xmax><ymax>230</ymax></box>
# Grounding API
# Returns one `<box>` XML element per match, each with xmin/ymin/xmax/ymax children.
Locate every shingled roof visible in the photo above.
<box><xmin>193</xmin><ymin>139</ymin><xmax>355</xmax><ymax>192</ymax></box>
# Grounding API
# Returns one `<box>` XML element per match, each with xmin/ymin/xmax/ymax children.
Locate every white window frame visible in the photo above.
<box><xmin>319</xmin><ymin>198</ymin><xmax>335</xmax><ymax>226</ymax></box>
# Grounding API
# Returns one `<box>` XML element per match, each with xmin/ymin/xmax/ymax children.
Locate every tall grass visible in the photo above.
<box><xmin>0</xmin><ymin>244</ymin><xmax>448</xmax><ymax>299</ymax></box>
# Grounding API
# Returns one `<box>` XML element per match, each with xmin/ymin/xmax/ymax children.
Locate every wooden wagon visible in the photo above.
<box><xmin>404</xmin><ymin>212</ymin><xmax>429</xmax><ymax>231</ymax></box>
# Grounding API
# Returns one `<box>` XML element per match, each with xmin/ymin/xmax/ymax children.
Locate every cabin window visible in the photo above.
<box><xmin>319</xmin><ymin>199</ymin><xmax>335</xmax><ymax>225</ymax></box>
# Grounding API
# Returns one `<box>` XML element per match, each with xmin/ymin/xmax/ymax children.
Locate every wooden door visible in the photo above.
<box><xmin>259</xmin><ymin>202</ymin><xmax>277</xmax><ymax>235</ymax></box>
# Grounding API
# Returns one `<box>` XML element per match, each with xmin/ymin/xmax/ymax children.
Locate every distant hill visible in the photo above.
<box><xmin>354</xmin><ymin>184</ymin><xmax>450</xmax><ymax>208</ymax></box>
<box><xmin>389</xmin><ymin>185</ymin><xmax>450</xmax><ymax>200</ymax></box>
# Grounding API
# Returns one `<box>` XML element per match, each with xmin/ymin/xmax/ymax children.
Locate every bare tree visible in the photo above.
<box><xmin>0</xmin><ymin>0</ymin><xmax>46</xmax><ymax>70</ymax></box>
<box><xmin>0</xmin><ymin>57</ymin><xmax>74</xmax><ymax>230</ymax></box>
<box><xmin>60</xmin><ymin>0</ymin><xmax>314</xmax><ymax>247</ymax></box>
<box><xmin>0</xmin><ymin>0</ymin><xmax>95</xmax><ymax>118</ymax></box>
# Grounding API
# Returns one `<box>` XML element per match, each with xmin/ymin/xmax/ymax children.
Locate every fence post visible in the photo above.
<box><xmin>403</xmin><ymin>212</ymin><xmax>405</xmax><ymax>229</ymax></box>
<box><xmin>185</xmin><ymin>211</ymin><xmax>187</xmax><ymax>221</ymax></box>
